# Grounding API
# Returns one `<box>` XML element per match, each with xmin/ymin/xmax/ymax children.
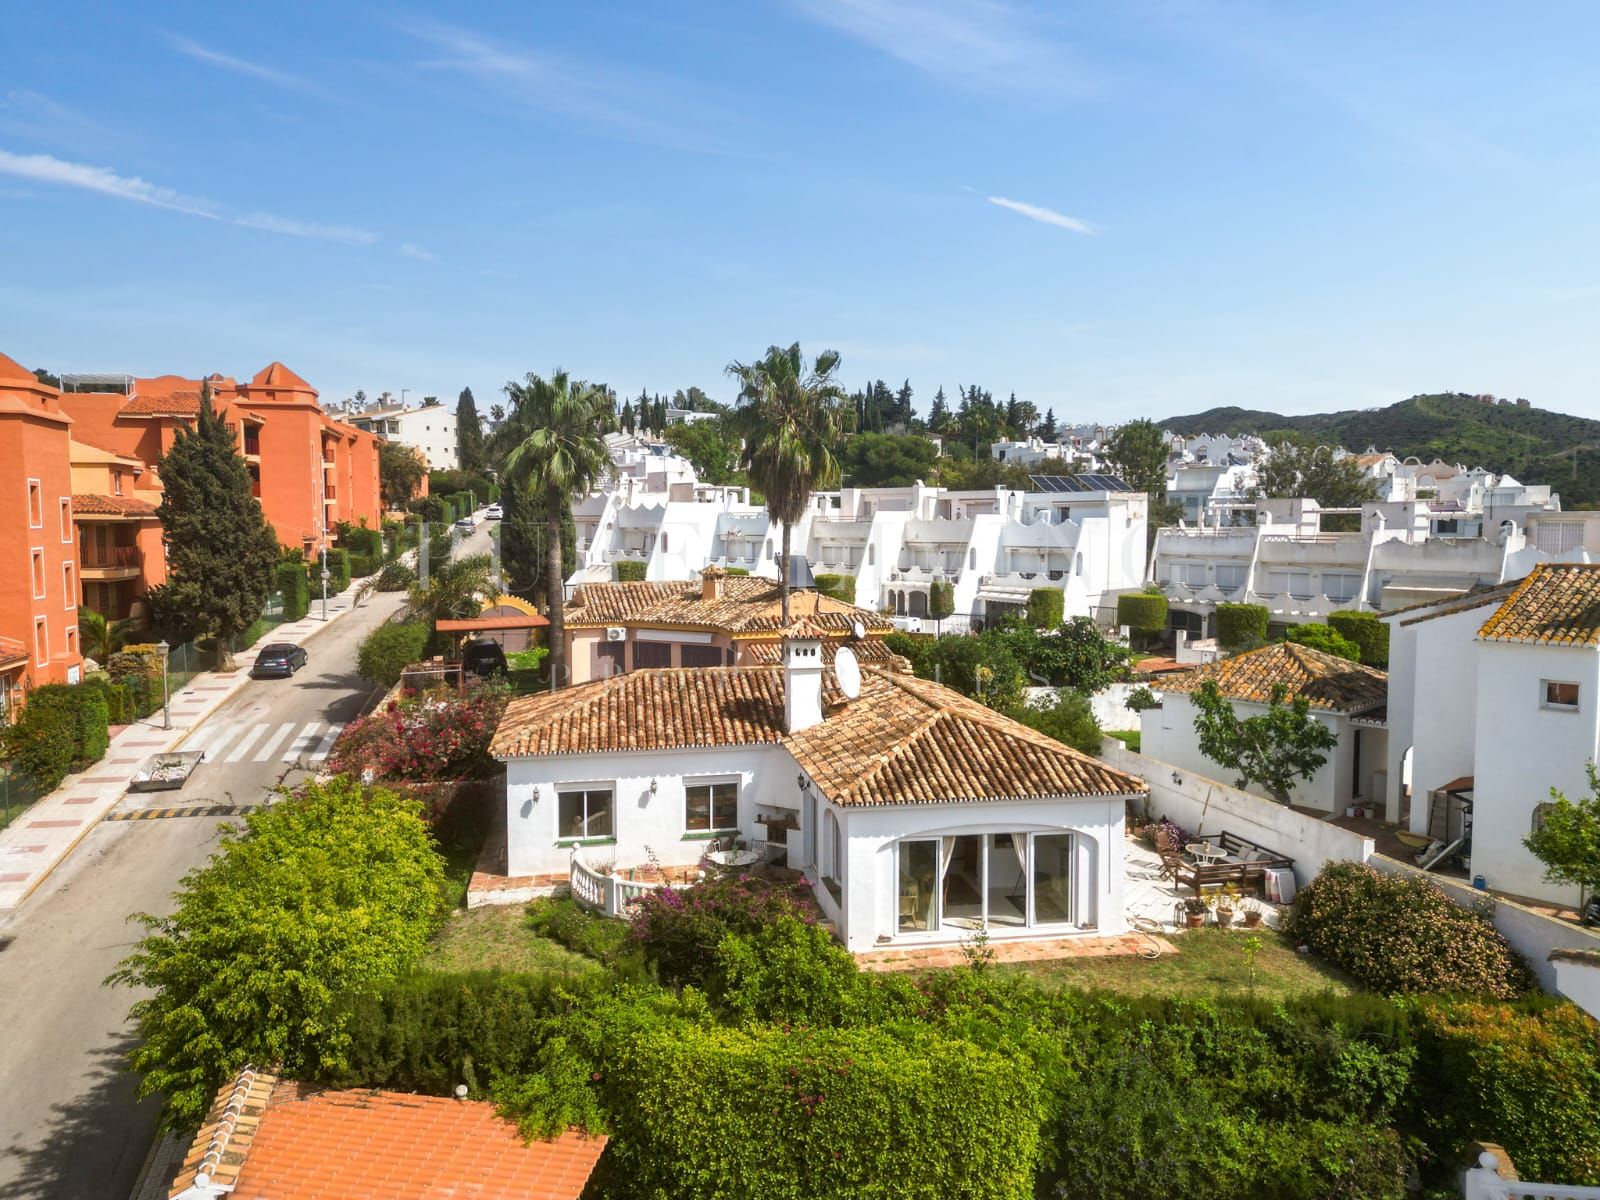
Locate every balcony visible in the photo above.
<box><xmin>80</xmin><ymin>544</ymin><xmax>142</xmax><ymax>580</ymax></box>
<box><xmin>243</xmin><ymin>433</ymin><xmax>262</xmax><ymax>458</ymax></box>
<box><xmin>324</xmin><ymin>485</ymin><xmax>337</xmax><ymax>503</ymax></box>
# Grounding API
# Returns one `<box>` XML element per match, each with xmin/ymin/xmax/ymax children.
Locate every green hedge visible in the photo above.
<box><xmin>1026</xmin><ymin>587</ymin><xmax>1064</xmax><ymax>628</ymax></box>
<box><xmin>1286</xmin><ymin>623</ymin><xmax>1360</xmax><ymax>660</ymax></box>
<box><xmin>2</xmin><ymin>682</ymin><xmax>109</xmax><ymax>790</ymax></box>
<box><xmin>723</xmin><ymin>566</ymin><xmax>750</xmax><ymax>576</ymax></box>
<box><xmin>615</xmin><ymin>560</ymin><xmax>646</xmax><ymax>582</ymax></box>
<box><xmin>1216</xmin><ymin>603</ymin><xmax>1268</xmax><ymax>651</ymax></box>
<box><xmin>275</xmin><ymin>561</ymin><xmax>310</xmax><ymax>622</ymax></box>
<box><xmin>347</xmin><ymin>552</ymin><xmax>379</xmax><ymax>579</ymax></box>
<box><xmin>307</xmin><ymin>548</ymin><xmax>350</xmax><ymax>595</ymax></box>
<box><xmin>601</xmin><ymin>1024</ymin><xmax>1039</xmax><ymax>1200</ymax></box>
<box><xmin>84</xmin><ymin>672</ymin><xmax>137</xmax><ymax>725</ymax></box>
<box><xmin>813</xmin><ymin>573</ymin><xmax>855</xmax><ymax>603</ymax></box>
<box><xmin>1328</xmin><ymin>610</ymin><xmax>1389</xmax><ymax>667</ymax></box>
<box><xmin>1116</xmin><ymin>592</ymin><xmax>1167</xmax><ymax>636</ymax></box>
<box><xmin>356</xmin><ymin>622</ymin><xmax>429</xmax><ymax>688</ymax></box>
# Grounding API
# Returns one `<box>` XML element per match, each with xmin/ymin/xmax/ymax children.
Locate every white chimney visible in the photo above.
<box><xmin>782</xmin><ymin>627</ymin><xmax>825</xmax><ymax>733</ymax></box>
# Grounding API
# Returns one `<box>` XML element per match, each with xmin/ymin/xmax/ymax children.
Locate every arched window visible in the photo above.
<box><xmin>1532</xmin><ymin>802</ymin><xmax>1555</xmax><ymax>833</ymax></box>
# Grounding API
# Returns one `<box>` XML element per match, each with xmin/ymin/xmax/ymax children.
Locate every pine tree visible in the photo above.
<box><xmin>456</xmin><ymin>387</ymin><xmax>486</xmax><ymax>473</ymax></box>
<box><xmin>1040</xmin><ymin>407</ymin><xmax>1058</xmax><ymax>441</ymax></box>
<box><xmin>893</xmin><ymin>379</ymin><xmax>914</xmax><ymax>429</ymax></box>
<box><xmin>929</xmin><ymin>386</ymin><xmax>952</xmax><ymax>433</ymax></box>
<box><xmin>154</xmin><ymin>385</ymin><xmax>280</xmax><ymax>670</ymax></box>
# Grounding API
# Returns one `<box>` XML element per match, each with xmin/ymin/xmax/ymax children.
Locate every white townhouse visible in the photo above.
<box><xmin>490</xmin><ymin>622</ymin><xmax>1147</xmax><ymax>952</ymax></box>
<box><xmin>1140</xmin><ymin>641</ymin><xmax>1390</xmax><ymax>813</ymax></box>
<box><xmin>346</xmin><ymin>402</ymin><xmax>459</xmax><ymax>471</ymax></box>
<box><xmin>1152</xmin><ymin>496</ymin><xmax>1568</xmax><ymax>637</ymax></box>
<box><xmin>1382</xmin><ymin>562</ymin><xmax>1600</xmax><ymax>907</ymax></box>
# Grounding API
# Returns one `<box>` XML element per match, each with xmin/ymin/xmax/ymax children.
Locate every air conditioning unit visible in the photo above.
<box><xmin>606</xmin><ymin>627</ymin><xmax>626</xmax><ymax>642</ymax></box>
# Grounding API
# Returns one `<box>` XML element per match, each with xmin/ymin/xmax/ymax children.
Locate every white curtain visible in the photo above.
<box><xmin>938</xmin><ymin>836</ymin><xmax>956</xmax><ymax>885</ymax></box>
<box><xmin>1008</xmin><ymin>833</ymin><xmax>1029</xmax><ymax>897</ymax></box>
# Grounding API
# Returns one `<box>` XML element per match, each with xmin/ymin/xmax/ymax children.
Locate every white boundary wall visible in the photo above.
<box><xmin>1370</xmin><ymin>853</ymin><xmax>1600</xmax><ymax>992</ymax></box>
<box><xmin>1100</xmin><ymin>738</ymin><xmax>1373</xmax><ymax>886</ymax></box>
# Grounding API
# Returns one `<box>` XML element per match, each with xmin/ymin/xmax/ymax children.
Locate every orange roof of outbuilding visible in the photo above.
<box><xmin>171</xmin><ymin>1069</ymin><xmax>606</xmax><ymax>1200</ymax></box>
<box><xmin>0</xmin><ymin>637</ymin><xmax>28</xmax><ymax>666</ymax></box>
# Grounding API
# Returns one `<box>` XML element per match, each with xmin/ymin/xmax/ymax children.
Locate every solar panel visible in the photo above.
<box><xmin>1028</xmin><ymin>474</ymin><xmax>1136</xmax><ymax>494</ymax></box>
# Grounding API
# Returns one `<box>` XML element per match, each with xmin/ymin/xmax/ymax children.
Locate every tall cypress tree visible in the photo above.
<box><xmin>456</xmin><ymin>387</ymin><xmax>486</xmax><ymax>473</ymax></box>
<box><xmin>155</xmin><ymin>384</ymin><xmax>280</xmax><ymax>670</ymax></box>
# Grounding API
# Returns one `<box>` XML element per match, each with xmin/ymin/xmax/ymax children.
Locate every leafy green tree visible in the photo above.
<box><xmin>500</xmin><ymin>371</ymin><xmax>613</xmax><ymax>687</ymax></box>
<box><xmin>991</xmin><ymin>615</ymin><xmax>1131</xmax><ymax>691</ymax></box>
<box><xmin>929</xmin><ymin>579</ymin><xmax>955</xmax><ymax>635</ymax></box>
<box><xmin>455</xmin><ymin>387</ymin><xmax>486</xmax><ymax>474</ymax></box>
<box><xmin>1253</xmin><ymin>440</ymin><xmax>1378</xmax><ymax>510</ymax></box>
<box><xmin>77</xmin><ymin>607</ymin><xmax>134</xmax><ymax>664</ymax></box>
<box><xmin>839</xmin><ymin>432</ymin><xmax>939</xmax><ymax>487</ymax></box>
<box><xmin>664</xmin><ymin>417</ymin><xmax>743</xmax><ymax>484</ymax></box>
<box><xmin>500</xmin><ymin>472</ymin><xmax>575</xmax><ymax>607</ymax></box>
<box><xmin>406</xmin><ymin>554</ymin><xmax>496</xmax><ymax>654</ymax></box>
<box><xmin>1103</xmin><ymin>419</ymin><xmax>1170</xmax><ymax>496</ymax></box>
<box><xmin>912</xmin><ymin>634</ymin><xmax>1026</xmax><ymax>711</ymax></box>
<box><xmin>378</xmin><ymin>440</ymin><xmax>426</xmax><ymax>510</ymax></box>
<box><xmin>1190</xmin><ymin>680</ymin><xmax>1340</xmax><ymax>804</ymax></box>
<box><xmin>1008</xmin><ymin>688</ymin><xmax>1102</xmax><ymax>755</ymax></box>
<box><xmin>111</xmin><ymin>776</ymin><xmax>445</xmax><ymax>1128</ymax></box>
<box><xmin>726</xmin><ymin>343</ymin><xmax>848</xmax><ymax>623</ymax></box>
<box><xmin>155</xmin><ymin>384</ymin><xmax>280</xmax><ymax>670</ymax></box>
<box><xmin>1524</xmin><ymin>763</ymin><xmax>1600</xmax><ymax>899</ymax></box>
<box><xmin>1285</xmin><ymin>623</ymin><xmax>1360</xmax><ymax>661</ymax></box>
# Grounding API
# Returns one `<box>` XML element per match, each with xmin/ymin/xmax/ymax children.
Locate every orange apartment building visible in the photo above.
<box><xmin>0</xmin><ymin>354</ymin><xmax>84</xmax><ymax>717</ymax></box>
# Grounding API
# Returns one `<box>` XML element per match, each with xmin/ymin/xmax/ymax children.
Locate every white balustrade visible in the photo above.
<box><xmin>569</xmin><ymin>850</ymin><xmax>671</xmax><ymax>918</ymax></box>
<box><xmin>1464</xmin><ymin>1152</ymin><xmax>1600</xmax><ymax>1200</ymax></box>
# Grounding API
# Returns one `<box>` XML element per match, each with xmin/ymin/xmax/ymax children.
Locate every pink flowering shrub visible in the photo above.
<box><xmin>326</xmin><ymin>683</ymin><xmax>508</xmax><ymax>783</ymax></box>
<box><xmin>629</xmin><ymin>873</ymin><xmax>823</xmax><ymax>988</ymax></box>
<box><xmin>1285</xmin><ymin>862</ymin><xmax>1534</xmax><ymax>999</ymax></box>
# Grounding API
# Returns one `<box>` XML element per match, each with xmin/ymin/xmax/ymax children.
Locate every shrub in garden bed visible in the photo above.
<box><xmin>628</xmin><ymin>873</ymin><xmax>823</xmax><ymax>988</ymax></box>
<box><xmin>325</xmin><ymin>682</ymin><xmax>508</xmax><ymax>782</ymax></box>
<box><xmin>274</xmin><ymin>560</ymin><xmax>310</xmax><ymax>621</ymax></box>
<box><xmin>1285</xmin><ymin>861</ymin><xmax>1534</xmax><ymax>999</ymax></box>
<box><xmin>355</xmin><ymin>621</ymin><xmax>429</xmax><ymax>688</ymax></box>
<box><xmin>370</xmin><ymin>559</ymin><xmax>415</xmax><ymax>593</ymax></box>
<box><xmin>526</xmin><ymin>897</ymin><xmax>632</xmax><ymax>963</ymax></box>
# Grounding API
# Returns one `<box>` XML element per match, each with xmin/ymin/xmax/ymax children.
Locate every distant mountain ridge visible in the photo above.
<box><xmin>1157</xmin><ymin>392</ymin><xmax>1600</xmax><ymax>507</ymax></box>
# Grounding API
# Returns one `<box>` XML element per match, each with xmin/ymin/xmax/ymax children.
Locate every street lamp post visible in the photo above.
<box><xmin>156</xmin><ymin>639</ymin><xmax>171</xmax><ymax>731</ymax></box>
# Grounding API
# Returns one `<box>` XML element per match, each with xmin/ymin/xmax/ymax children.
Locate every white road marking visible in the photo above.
<box><xmin>308</xmin><ymin>724</ymin><xmax>344</xmax><ymax>763</ymax></box>
<box><xmin>223</xmin><ymin>723</ymin><xmax>269</xmax><ymax>763</ymax></box>
<box><xmin>253</xmin><ymin>722</ymin><xmax>298</xmax><ymax>762</ymax></box>
<box><xmin>188</xmin><ymin>722</ymin><xmax>236</xmax><ymax>758</ymax></box>
<box><xmin>281</xmin><ymin>723</ymin><xmax>323</xmax><ymax>762</ymax></box>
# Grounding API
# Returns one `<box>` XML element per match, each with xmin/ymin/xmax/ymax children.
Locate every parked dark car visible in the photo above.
<box><xmin>462</xmin><ymin>639</ymin><xmax>508</xmax><ymax>678</ymax></box>
<box><xmin>250</xmin><ymin>642</ymin><xmax>308</xmax><ymax>679</ymax></box>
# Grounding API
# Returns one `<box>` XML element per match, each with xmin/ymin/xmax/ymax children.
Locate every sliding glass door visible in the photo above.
<box><xmin>898</xmin><ymin>839</ymin><xmax>939</xmax><ymax>933</ymax></box>
<box><xmin>1032</xmin><ymin>833</ymin><xmax>1073</xmax><ymax>925</ymax></box>
<box><xmin>895</xmin><ymin>831</ymin><xmax>1076</xmax><ymax>938</ymax></box>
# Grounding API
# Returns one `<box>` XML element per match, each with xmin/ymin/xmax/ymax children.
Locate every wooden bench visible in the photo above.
<box><xmin>1158</xmin><ymin>830</ymin><xmax>1294</xmax><ymax>897</ymax></box>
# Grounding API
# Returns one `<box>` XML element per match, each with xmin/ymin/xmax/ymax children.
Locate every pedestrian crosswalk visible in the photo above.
<box><xmin>182</xmin><ymin>719</ymin><xmax>345</xmax><ymax>766</ymax></box>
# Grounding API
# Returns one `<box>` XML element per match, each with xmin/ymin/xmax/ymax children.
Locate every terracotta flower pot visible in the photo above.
<box><xmin>1216</xmin><ymin>909</ymin><xmax>1235</xmax><ymax>929</ymax></box>
<box><xmin>1184</xmin><ymin>912</ymin><xmax>1205</xmax><ymax>929</ymax></box>
<box><xmin>1243</xmin><ymin>910</ymin><xmax>1263</xmax><ymax>929</ymax></box>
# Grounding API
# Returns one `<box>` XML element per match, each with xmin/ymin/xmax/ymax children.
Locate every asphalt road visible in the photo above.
<box><xmin>0</xmin><ymin>519</ymin><xmax>500</xmax><ymax>1200</ymax></box>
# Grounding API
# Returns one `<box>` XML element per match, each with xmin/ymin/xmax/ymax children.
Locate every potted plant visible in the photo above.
<box><xmin>1241</xmin><ymin>896</ymin><xmax>1264</xmax><ymax>929</ymax></box>
<box><xmin>1183</xmin><ymin>896</ymin><xmax>1208</xmax><ymax>929</ymax></box>
<box><xmin>1213</xmin><ymin>883</ymin><xmax>1239</xmax><ymax>929</ymax></box>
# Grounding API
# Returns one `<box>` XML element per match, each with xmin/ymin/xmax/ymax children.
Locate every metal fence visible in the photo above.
<box><xmin>0</xmin><ymin>760</ymin><xmax>45</xmax><ymax>833</ymax></box>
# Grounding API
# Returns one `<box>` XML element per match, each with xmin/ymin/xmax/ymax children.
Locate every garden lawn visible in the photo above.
<box><xmin>1003</xmin><ymin>929</ymin><xmax>1356</xmax><ymax>999</ymax></box>
<box><xmin>424</xmin><ymin>906</ymin><xmax>601</xmax><ymax>977</ymax></box>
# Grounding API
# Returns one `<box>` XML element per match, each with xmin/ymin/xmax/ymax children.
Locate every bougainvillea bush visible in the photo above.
<box><xmin>326</xmin><ymin>682</ymin><xmax>508</xmax><ymax>783</ymax></box>
<box><xmin>629</xmin><ymin>873</ymin><xmax>823</xmax><ymax>988</ymax></box>
<box><xmin>1285</xmin><ymin>862</ymin><xmax>1534</xmax><ymax>999</ymax></box>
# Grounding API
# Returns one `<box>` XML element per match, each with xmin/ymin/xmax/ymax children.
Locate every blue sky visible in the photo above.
<box><xmin>3</xmin><ymin>2</ymin><xmax>1598</xmax><ymax>421</ymax></box>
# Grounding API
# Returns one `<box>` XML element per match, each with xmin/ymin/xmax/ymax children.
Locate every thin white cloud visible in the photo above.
<box><xmin>987</xmin><ymin>195</ymin><xmax>1096</xmax><ymax>234</ymax></box>
<box><xmin>397</xmin><ymin>19</ymin><xmax>733</xmax><ymax>154</ymax></box>
<box><xmin>792</xmin><ymin>0</ymin><xmax>1091</xmax><ymax>97</ymax></box>
<box><xmin>399</xmin><ymin>242</ymin><xmax>437</xmax><ymax>261</ymax></box>
<box><xmin>167</xmin><ymin>34</ymin><xmax>323</xmax><ymax>95</ymax></box>
<box><xmin>0</xmin><ymin>148</ymin><xmax>378</xmax><ymax>244</ymax></box>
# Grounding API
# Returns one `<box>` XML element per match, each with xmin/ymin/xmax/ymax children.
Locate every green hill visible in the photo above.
<box><xmin>1158</xmin><ymin>393</ymin><xmax>1600</xmax><ymax>507</ymax></box>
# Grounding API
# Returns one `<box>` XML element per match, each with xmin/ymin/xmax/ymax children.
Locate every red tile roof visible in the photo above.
<box><xmin>1157</xmin><ymin>642</ymin><xmax>1387</xmax><ymax>714</ymax></box>
<box><xmin>0</xmin><ymin>636</ymin><xmax>27</xmax><ymax>666</ymax></box>
<box><xmin>492</xmin><ymin>666</ymin><xmax>1146</xmax><ymax>806</ymax></box>
<box><xmin>71</xmin><ymin>493</ymin><xmax>158</xmax><ymax>517</ymax></box>
<box><xmin>566</xmin><ymin>576</ymin><xmax>891</xmax><ymax>636</ymax></box>
<box><xmin>171</xmin><ymin>1070</ymin><xmax>605</xmax><ymax>1200</ymax></box>
<box><xmin>121</xmin><ymin>389</ymin><xmax>201</xmax><ymax>417</ymax></box>
<box><xmin>1478</xmin><ymin>563</ymin><xmax>1600</xmax><ymax>646</ymax></box>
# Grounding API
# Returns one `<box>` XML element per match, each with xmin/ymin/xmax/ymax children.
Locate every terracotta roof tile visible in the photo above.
<box><xmin>493</xmin><ymin>667</ymin><xmax>1146</xmax><ymax>806</ymax></box>
<box><xmin>743</xmin><ymin>638</ymin><xmax>906</xmax><ymax>667</ymax></box>
<box><xmin>121</xmin><ymin>390</ymin><xmax>201</xmax><ymax>417</ymax></box>
<box><xmin>1157</xmin><ymin>642</ymin><xmax>1387</xmax><ymax>714</ymax></box>
<box><xmin>566</xmin><ymin>577</ymin><xmax>891</xmax><ymax>636</ymax></box>
<box><xmin>71</xmin><ymin>493</ymin><xmax>158</xmax><ymax>517</ymax></box>
<box><xmin>1386</xmin><ymin>579</ymin><xmax>1519</xmax><ymax>625</ymax></box>
<box><xmin>1477</xmin><ymin>563</ymin><xmax>1600</xmax><ymax>646</ymax></box>
<box><xmin>172</xmin><ymin>1070</ymin><xmax>605</xmax><ymax>1200</ymax></box>
<box><xmin>0</xmin><ymin>637</ymin><xmax>27</xmax><ymax>665</ymax></box>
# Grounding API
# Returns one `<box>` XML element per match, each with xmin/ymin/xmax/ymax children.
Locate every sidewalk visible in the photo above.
<box><xmin>0</xmin><ymin>579</ymin><xmax>370</xmax><ymax>914</ymax></box>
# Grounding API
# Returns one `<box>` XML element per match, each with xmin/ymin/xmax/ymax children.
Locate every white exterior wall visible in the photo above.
<box><xmin>1470</xmin><ymin>641</ymin><xmax>1600</xmax><ymax>904</ymax></box>
<box><xmin>389</xmin><ymin>407</ymin><xmax>459</xmax><ymax>471</ymax></box>
<box><xmin>504</xmin><ymin>744</ymin><xmax>794</xmax><ymax>879</ymax></box>
<box><xmin>1552</xmin><ymin>956</ymin><xmax>1600</xmax><ymax>1021</ymax></box>
<box><xmin>1140</xmin><ymin>692</ymin><xmax>1357</xmax><ymax>811</ymax></box>
<box><xmin>834</xmin><ymin>794</ymin><xmax>1127</xmax><ymax>952</ymax></box>
<box><xmin>1390</xmin><ymin>605</ymin><xmax>1482</xmax><ymax>831</ymax></box>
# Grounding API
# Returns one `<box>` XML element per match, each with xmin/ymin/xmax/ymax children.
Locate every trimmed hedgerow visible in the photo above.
<box><xmin>3</xmin><ymin>685</ymin><xmax>82</xmax><ymax>789</ymax></box>
<box><xmin>275</xmin><ymin>560</ymin><xmax>310</xmax><ymax>621</ymax></box>
<box><xmin>1216</xmin><ymin>602</ymin><xmax>1269</xmax><ymax>651</ymax></box>
<box><xmin>1116</xmin><ymin>592</ymin><xmax>1167</xmax><ymax>638</ymax></box>
<box><xmin>614</xmin><ymin>560</ymin><xmax>646</xmax><ymax>582</ymax></box>
<box><xmin>1285</xmin><ymin>861</ymin><xmax>1534</xmax><ymax>999</ymax></box>
<box><xmin>355</xmin><ymin>621</ymin><xmax>428</xmax><ymax>689</ymax></box>
<box><xmin>812</xmin><ymin>573</ymin><xmax>855</xmax><ymax>603</ymax></box>
<box><xmin>1328</xmin><ymin>610</ymin><xmax>1389</xmax><ymax>667</ymax></box>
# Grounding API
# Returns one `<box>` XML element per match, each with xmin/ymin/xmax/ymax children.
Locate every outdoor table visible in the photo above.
<box><xmin>706</xmin><ymin>849</ymin><xmax>761</xmax><ymax>869</ymax></box>
<box><xmin>1185</xmin><ymin>842</ymin><xmax>1225</xmax><ymax>866</ymax></box>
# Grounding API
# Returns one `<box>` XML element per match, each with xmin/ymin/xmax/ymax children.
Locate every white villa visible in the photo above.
<box><xmin>1383</xmin><ymin>562</ymin><xmax>1600</xmax><ymax>907</ymax></box>
<box><xmin>1141</xmin><ymin>641</ymin><xmax>1390</xmax><ymax>814</ymax></box>
<box><xmin>489</xmin><ymin>622</ymin><xmax>1147</xmax><ymax>952</ymax></box>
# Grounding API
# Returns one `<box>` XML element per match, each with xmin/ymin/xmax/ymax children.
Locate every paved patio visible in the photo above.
<box><xmin>1123</xmin><ymin>840</ymin><xmax>1285</xmax><ymax>933</ymax></box>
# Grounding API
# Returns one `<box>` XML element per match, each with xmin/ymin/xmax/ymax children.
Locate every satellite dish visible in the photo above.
<box><xmin>834</xmin><ymin>645</ymin><xmax>861</xmax><ymax>700</ymax></box>
<box><xmin>851</xmin><ymin>619</ymin><xmax>866</xmax><ymax>640</ymax></box>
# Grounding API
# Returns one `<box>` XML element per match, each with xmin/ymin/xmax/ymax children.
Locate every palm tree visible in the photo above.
<box><xmin>406</xmin><ymin>554</ymin><xmax>496</xmax><ymax>654</ymax></box>
<box><xmin>78</xmin><ymin>607</ymin><xmax>133</xmax><ymax>665</ymax></box>
<box><xmin>499</xmin><ymin>371</ymin><xmax>612</xmax><ymax>688</ymax></box>
<box><xmin>726</xmin><ymin>343</ymin><xmax>847</xmax><ymax>623</ymax></box>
